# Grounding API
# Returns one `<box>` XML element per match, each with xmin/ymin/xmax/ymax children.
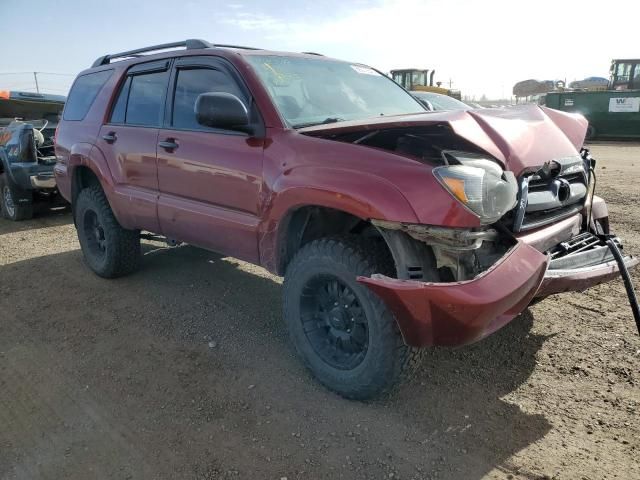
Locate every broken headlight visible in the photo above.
<box><xmin>433</xmin><ymin>152</ymin><xmax>518</xmax><ymax>224</ymax></box>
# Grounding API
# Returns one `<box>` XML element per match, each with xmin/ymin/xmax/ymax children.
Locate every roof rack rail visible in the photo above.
<box><xmin>212</xmin><ymin>43</ymin><xmax>262</xmax><ymax>51</ymax></box>
<box><xmin>91</xmin><ymin>39</ymin><xmax>212</xmax><ymax>68</ymax></box>
<box><xmin>301</xmin><ymin>51</ymin><xmax>324</xmax><ymax>56</ymax></box>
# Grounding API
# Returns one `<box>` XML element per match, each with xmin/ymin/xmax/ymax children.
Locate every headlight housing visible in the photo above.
<box><xmin>433</xmin><ymin>151</ymin><xmax>518</xmax><ymax>224</ymax></box>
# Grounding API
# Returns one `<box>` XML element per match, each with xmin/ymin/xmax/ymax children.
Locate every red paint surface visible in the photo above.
<box><xmin>54</xmin><ymin>48</ymin><xmax>623</xmax><ymax>348</ymax></box>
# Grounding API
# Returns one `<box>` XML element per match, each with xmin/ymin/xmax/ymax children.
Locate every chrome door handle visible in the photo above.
<box><xmin>102</xmin><ymin>132</ymin><xmax>117</xmax><ymax>143</ymax></box>
<box><xmin>158</xmin><ymin>139</ymin><xmax>179</xmax><ymax>151</ymax></box>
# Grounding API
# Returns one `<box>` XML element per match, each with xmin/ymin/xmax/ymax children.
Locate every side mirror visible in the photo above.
<box><xmin>195</xmin><ymin>92</ymin><xmax>250</xmax><ymax>132</ymax></box>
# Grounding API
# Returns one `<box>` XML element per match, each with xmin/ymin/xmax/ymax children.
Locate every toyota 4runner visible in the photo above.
<box><xmin>54</xmin><ymin>40</ymin><xmax>638</xmax><ymax>399</ymax></box>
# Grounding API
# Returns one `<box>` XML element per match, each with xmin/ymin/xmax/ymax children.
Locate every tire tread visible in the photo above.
<box><xmin>283</xmin><ymin>235</ymin><xmax>422</xmax><ymax>399</ymax></box>
<box><xmin>76</xmin><ymin>185</ymin><xmax>140</xmax><ymax>278</ymax></box>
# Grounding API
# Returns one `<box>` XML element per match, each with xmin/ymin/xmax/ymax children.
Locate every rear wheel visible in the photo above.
<box><xmin>283</xmin><ymin>236</ymin><xmax>421</xmax><ymax>400</ymax></box>
<box><xmin>75</xmin><ymin>185</ymin><xmax>141</xmax><ymax>278</ymax></box>
<box><xmin>0</xmin><ymin>173</ymin><xmax>33</xmax><ymax>221</ymax></box>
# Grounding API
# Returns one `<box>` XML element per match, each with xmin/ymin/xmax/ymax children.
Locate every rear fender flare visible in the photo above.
<box><xmin>68</xmin><ymin>143</ymin><xmax>130</xmax><ymax>227</ymax></box>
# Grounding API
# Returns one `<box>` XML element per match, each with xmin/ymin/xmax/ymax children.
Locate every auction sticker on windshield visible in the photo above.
<box><xmin>351</xmin><ymin>65</ymin><xmax>378</xmax><ymax>75</ymax></box>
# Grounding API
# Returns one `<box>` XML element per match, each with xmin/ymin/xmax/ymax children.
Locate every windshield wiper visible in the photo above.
<box><xmin>293</xmin><ymin>117</ymin><xmax>344</xmax><ymax>129</ymax></box>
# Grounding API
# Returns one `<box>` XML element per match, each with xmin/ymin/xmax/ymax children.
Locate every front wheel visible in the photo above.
<box><xmin>75</xmin><ymin>185</ymin><xmax>141</xmax><ymax>278</ymax></box>
<box><xmin>283</xmin><ymin>236</ymin><xmax>421</xmax><ymax>400</ymax></box>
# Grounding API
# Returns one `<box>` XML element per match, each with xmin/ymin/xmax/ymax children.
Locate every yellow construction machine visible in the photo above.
<box><xmin>390</xmin><ymin>69</ymin><xmax>462</xmax><ymax>99</ymax></box>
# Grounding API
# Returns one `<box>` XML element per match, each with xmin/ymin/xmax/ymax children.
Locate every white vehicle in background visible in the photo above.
<box><xmin>411</xmin><ymin>91</ymin><xmax>471</xmax><ymax>111</ymax></box>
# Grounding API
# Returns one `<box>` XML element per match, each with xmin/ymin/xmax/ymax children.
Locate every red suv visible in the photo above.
<box><xmin>55</xmin><ymin>40</ymin><xmax>637</xmax><ymax>399</ymax></box>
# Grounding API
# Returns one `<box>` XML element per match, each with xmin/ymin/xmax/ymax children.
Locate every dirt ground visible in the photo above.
<box><xmin>0</xmin><ymin>143</ymin><xmax>638</xmax><ymax>480</ymax></box>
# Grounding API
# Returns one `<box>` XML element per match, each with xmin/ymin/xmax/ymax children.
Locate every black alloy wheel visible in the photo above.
<box><xmin>82</xmin><ymin>209</ymin><xmax>108</xmax><ymax>260</ymax></box>
<box><xmin>300</xmin><ymin>274</ymin><xmax>369</xmax><ymax>370</ymax></box>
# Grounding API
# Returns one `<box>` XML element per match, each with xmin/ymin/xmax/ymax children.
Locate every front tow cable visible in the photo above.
<box><xmin>600</xmin><ymin>234</ymin><xmax>640</xmax><ymax>335</ymax></box>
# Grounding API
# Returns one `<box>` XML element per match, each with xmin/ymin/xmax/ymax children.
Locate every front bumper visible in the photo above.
<box><xmin>536</xmin><ymin>244</ymin><xmax>638</xmax><ymax>297</ymax></box>
<box><xmin>359</xmin><ymin>241</ymin><xmax>549</xmax><ymax>347</ymax></box>
<box><xmin>360</xmin><ymin>216</ymin><xmax>638</xmax><ymax>348</ymax></box>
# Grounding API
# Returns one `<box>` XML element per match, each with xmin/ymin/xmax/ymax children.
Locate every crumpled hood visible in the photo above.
<box><xmin>299</xmin><ymin>105</ymin><xmax>588</xmax><ymax>175</ymax></box>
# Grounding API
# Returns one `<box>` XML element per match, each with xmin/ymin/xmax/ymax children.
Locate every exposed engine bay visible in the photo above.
<box><xmin>372</xmin><ymin>219</ymin><xmax>515</xmax><ymax>282</ymax></box>
<box><xmin>305</xmin><ymin>124</ymin><xmax>609</xmax><ymax>285</ymax></box>
<box><xmin>305</xmin><ymin>123</ymin><xmax>485</xmax><ymax>166</ymax></box>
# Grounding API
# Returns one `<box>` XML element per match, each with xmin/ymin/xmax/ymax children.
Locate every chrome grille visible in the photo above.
<box><xmin>510</xmin><ymin>156</ymin><xmax>589</xmax><ymax>232</ymax></box>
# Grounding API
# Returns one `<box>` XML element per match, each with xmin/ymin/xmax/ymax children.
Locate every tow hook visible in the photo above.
<box><xmin>599</xmin><ymin>234</ymin><xmax>640</xmax><ymax>335</ymax></box>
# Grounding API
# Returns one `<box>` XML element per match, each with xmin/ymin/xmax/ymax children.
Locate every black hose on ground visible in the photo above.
<box><xmin>604</xmin><ymin>237</ymin><xmax>640</xmax><ymax>335</ymax></box>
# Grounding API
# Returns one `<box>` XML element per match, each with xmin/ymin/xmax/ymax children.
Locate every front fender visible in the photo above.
<box><xmin>270</xmin><ymin>165</ymin><xmax>420</xmax><ymax>221</ymax></box>
<box><xmin>258</xmin><ymin>166</ymin><xmax>420</xmax><ymax>273</ymax></box>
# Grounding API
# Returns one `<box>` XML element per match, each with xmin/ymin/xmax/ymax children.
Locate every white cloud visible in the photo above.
<box><xmin>223</xmin><ymin>12</ymin><xmax>290</xmax><ymax>31</ymax></box>
<box><xmin>221</xmin><ymin>0</ymin><xmax>640</xmax><ymax>99</ymax></box>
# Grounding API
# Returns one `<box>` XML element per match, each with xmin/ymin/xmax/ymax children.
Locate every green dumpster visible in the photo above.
<box><xmin>543</xmin><ymin>90</ymin><xmax>640</xmax><ymax>139</ymax></box>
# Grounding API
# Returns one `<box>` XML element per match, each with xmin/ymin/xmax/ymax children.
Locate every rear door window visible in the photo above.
<box><xmin>125</xmin><ymin>72</ymin><xmax>169</xmax><ymax>126</ymax></box>
<box><xmin>63</xmin><ymin>70</ymin><xmax>113</xmax><ymax>121</ymax></box>
<box><xmin>109</xmin><ymin>68</ymin><xmax>169</xmax><ymax>127</ymax></box>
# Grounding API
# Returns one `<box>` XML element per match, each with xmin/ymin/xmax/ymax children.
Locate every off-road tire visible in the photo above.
<box><xmin>75</xmin><ymin>185</ymin><xmax>141</xmax><ymax>278</ymax></box>
<box><xmin>0</xmin><ymin>173</ymin><xmax>33</xmax><ymax>221</ymax></box>
<box><xmin>283</xmin><ymin>235</ymin><xmax>422</xmax><ymax>400</ymax></box>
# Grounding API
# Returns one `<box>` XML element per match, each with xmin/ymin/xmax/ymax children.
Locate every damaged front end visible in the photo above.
<box><xmin>303</xmin><ymin>106</ymin><xmax>638</xmax><ymax>346</ymax></box>
<box><xmin>361</xmin><ymin>219</ymin><xmax>549</xmax><ymax>346</ymax></box>
<box><xmin>357</xmin><ymin>149</ymin><xmax>638</xmax><ymax>348</ymax></box>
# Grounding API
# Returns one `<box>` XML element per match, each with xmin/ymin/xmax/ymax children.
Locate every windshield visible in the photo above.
<box><xmin>245</xmin><ymin>55</ymin><xmax>425</xmax><ymax>128</ymax></box>
<box><xmin>412</xmin><ymin>92</ymin><xmax>470</xmax><ymax>111</ymax></box>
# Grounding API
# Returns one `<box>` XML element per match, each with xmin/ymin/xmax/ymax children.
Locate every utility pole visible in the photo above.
<box><xmin>33</xmin><ymin>72</ymin><xmax>40</xmax><ymax>93</ymax></box>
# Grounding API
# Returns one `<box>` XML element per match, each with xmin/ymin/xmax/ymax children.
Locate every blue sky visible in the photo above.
<box><xmin>1</xmin><ymin>0</ymin><xmax>638</xmax><ymax>99</ymax></box>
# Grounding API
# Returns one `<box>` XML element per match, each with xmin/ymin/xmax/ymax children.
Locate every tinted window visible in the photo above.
<box><xmin>110</xmin><ymin>76</ymin><xmax>131</xmax><ymax>124</ymax></box>
<box><xmin>125</xmin><ymin>71</ymin><xmax>169</xmax><ymax>126</ymax></box>
<box><xmin>172</xmin><ymin>68</ymin><xmax>244</xmax><ymax>130</ymax></box>
<box><xmin>63</xmin><ymin>70</ymin><xmax>113</xmax><ymax>121</ymax></box>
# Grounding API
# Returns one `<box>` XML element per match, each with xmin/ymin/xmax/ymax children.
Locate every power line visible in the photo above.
<box><xmin>0</xmin><ymin>72</ymin><xmax>75</xmax><ymax>76</ymax></box>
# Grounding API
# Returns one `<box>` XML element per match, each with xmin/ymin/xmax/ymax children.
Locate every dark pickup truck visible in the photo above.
<box><xmin>54</xmin><ymin>40</ymin><xmax>638</xmax><ymax>399</ymax></box>
<box><xmin>0</xmin><ymin>90</ymin><xmax>65</xmax><ymax>220</ymax></box>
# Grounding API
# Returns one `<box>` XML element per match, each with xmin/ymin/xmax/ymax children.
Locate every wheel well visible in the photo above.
<box><xmin>277</xmin><ymin>206</ymin><xmax>394</xmax><ymax>276</ymax></box>
<box><xmin>71</xmin><ymin>166</ymin><xmax>102</xmax><ymax>210</ymax></box>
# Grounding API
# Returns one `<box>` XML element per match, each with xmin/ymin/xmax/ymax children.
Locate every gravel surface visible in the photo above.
<box><xmin>0</xmin><ymin>143</ymin><xmax>638</xmax><ymax>480</ymax></box>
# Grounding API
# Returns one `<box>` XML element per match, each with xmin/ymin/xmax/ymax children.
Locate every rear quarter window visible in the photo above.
<box><xmin>63</xmin><ymin>70</ymin><xmax>113</xmax><ymax>121</ymax></box>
